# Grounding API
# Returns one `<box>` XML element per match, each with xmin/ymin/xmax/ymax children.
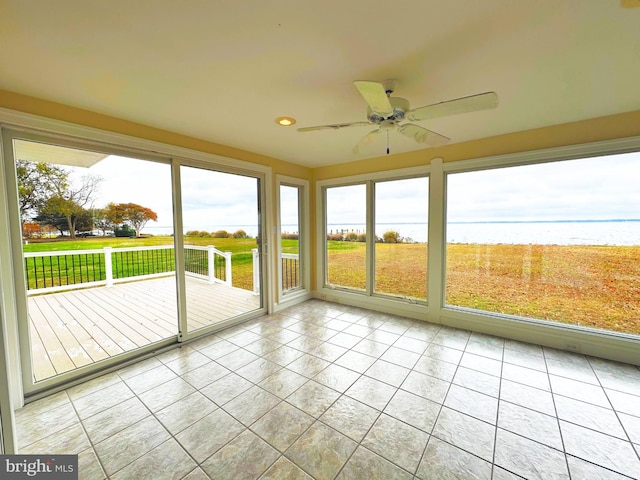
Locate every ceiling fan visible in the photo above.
<box><xmin>297</xmin><ymin>80</ymin><xmax>498</xmax><ymax>154</ymax></box>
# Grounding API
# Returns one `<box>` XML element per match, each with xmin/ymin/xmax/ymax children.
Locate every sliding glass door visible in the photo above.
<box><xmin>179</xmin><ymin>166</ymin><xmax>263</xmax><ymax>335</ymax></box>
<box><xmin>6</xmin><ymin>135</ymin><xmax>178</xmax><ymax>390</ymax></box>
<box><xmin>2</xmin><ymin>130</ymin><xmax>267</xmax><ymax>394</ymax></box>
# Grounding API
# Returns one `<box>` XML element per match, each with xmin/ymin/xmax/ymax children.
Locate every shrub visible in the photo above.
<box><xmin>281</xmin><ymin>232</ymin><xmax>299</xmax><ymax>240</ymax></box>
<box><xmin>357</xmin><ymin>233</ymin><xmax>367</xmax><ymax>242</ymax></box>
<box><xmin>344</xmin><ymin>231</ymin><xmax>359</xmax><ymax>242</ymax></box>
<box><xmin>383</xmin><ymin>230</ymin><xmax>401</xmax><ymax>243</ymax></box>
<box><xmin>233</xmin><ymin>229</ymin><xmax>248</xmax><ymax>238</ymax></box>
<box><xmin>327</xmin><ymin>233</ymin><xmax>344</xmax><ymax>241</ymax></box>
<box><xmin>198</xmin><ymin>231</ymin><xmax>211</xmax><ymax>237</ymax></box>
<box><xmin>213</xmin><ymin>230</ymin><xmax>230</xmax><ymax>238</ymax></box>
<box><xmin>114</xmin><ymin>224</ymin><xmax>136</xmax><ymax>237</ymax></box>
<box><xmin>185</xmin><ymin>230</ymin><xmax>200</xmax><ymax>237</ymax></box>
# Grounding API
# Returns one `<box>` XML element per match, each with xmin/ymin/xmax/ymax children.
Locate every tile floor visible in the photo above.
<box><xmin>14</xmin><ymin>299</ymin><xmax>640</xmax><ymax>479</ymax></box>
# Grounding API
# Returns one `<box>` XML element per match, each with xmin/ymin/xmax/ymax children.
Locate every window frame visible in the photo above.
<box><xmin>275</xmin><ymin>175</ymin><xmax>311</xmax><ymax>307</ymax></box>
<box><xmin>437</xmin><ymin>137</ymin><xmax>640</xmax><ymax>354</ymax></box>
<box><xmin>0</xmin><ymin>111</ymin><xmax>274</xmax><ymax>400</ymax></box>
<box><xmin>316</xmin><ymin>165</ymin><xmax>430</xmax><ymax>317</ymax></box>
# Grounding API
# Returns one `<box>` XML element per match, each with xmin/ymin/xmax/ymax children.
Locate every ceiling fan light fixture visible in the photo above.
<box><xmin>275</xmin><ymin>116</ymin><xmax>296</xmax><ymax>126</ymax></box>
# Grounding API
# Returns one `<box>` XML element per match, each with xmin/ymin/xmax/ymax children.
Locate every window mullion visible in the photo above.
<box><xmin>366</xmin><ymin>180</ymin><xmax>375</xmax><ymax>296</ymax></box>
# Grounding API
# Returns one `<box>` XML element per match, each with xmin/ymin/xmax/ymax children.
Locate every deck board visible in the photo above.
<box><xmin>27</xmin><ymin>276</ymin><xmax>261</xmax><ymax>383</ymax></box>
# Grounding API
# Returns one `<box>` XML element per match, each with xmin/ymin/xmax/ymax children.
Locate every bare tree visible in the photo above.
<box><xmin>39</xmin><ymin>173</ymin><xmax>102</xmax><ymax>239</ymax></box>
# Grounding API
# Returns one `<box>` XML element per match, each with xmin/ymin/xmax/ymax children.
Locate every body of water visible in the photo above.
<box><xmin>143</xmin><ymin>220</ymin><xmax>640</xmax><ymax>246</ymax></box>
<box><xmin>329</xmin><ymin>221</ymin><xmax>640</xmax><ymax>246</ymax></box>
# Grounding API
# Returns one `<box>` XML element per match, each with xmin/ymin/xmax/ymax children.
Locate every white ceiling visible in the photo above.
<box><xmin>1</xmin><ymin>1</ymin><xmax>639</xmax><ymax>168</ymax></box>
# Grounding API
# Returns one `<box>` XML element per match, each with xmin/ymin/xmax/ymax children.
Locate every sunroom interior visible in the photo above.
<box><xmin>0</xmin><ymin>1</ymin><xmax>639</xmax><ymax>478</ymax></box>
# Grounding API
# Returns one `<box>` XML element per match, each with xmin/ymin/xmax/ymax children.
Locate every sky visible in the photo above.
<box><xmin>447</xmin><ymin>152</ymin><xmax>640</xmax><ymax>223</ymax></box>
<box><xmin>61</xmin><ymin>149</ymin><xmax>640</xmax><ymax>237</ymax></box>
<box><xmin>71</xmin><ymin>155</ymin><xmax>259</xmax><ymax>235</ymax></box>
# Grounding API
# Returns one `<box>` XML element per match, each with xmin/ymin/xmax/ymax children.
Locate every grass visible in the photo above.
<box><xmin>327</xmin><ymin>241</ymin><xmax>640</xmax><ymax>336</ymax></box>
<box><xmin>24</xmin><ymin>236</ymin><xmax>259</xmax><ymax>290</ymax></box>
<box><xmin>23</xmin><ymin>237</ymin><xmax>640</xmax><ymax>336</ymax></box>
<box><xmin>446</xmin><ymin>244</ymin><xmax>640</xmax><ymax>336</ymax></box>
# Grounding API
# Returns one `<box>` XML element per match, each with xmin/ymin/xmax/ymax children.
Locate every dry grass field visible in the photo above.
<box><xmin>328</xmin><ymin>242</ymin><xmax>640</xmax><ymax>336</ymax></box>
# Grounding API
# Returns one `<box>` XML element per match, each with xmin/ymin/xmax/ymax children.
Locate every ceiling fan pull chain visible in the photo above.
<box><xmin>386</xmin><ymin>130</ymin><xmax>390</xmax><ymax>155</ymax></box>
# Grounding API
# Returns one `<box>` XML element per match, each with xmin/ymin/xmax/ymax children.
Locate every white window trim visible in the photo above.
<box><xmin>315</xmin><ymin>165</ymin><xmax>431</xmax><ymax>319</ymax></box>
<box><xmin>275</xmin><ymin>175</ymin><xmax>311</xmax><ymax>309</ymax></box>
<box><xmin>437</xmin><ymin>137</ymin><xmax>640</xmax><ymax>364</ymax></box>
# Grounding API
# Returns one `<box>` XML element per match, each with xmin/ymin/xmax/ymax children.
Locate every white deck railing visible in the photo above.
<box><xmin>24</xmin><ymin>245</ymin><xmax>232</xmax><ymax>295</ymax></box>
<box><xmin>251</xmin><ymin>251</ymin><xmax>300</xmax><ymax>295</ymax></box>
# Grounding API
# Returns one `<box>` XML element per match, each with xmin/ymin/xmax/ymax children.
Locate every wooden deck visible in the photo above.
<box><xmin>27</xmin><ymin>275</ymin><xmax>261</xmax><ymax>382</ymax></box>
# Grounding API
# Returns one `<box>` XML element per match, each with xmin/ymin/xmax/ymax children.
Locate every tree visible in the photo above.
<box><xmin>92</xmin><ymin>208</ymin><xmax>113</xmax><ymax>236</ymax></box>
<box><xmin>37</xmin><ymin>172</ymin><xmax>101</xmax><ymax>239</ymax></box>
<box><xmin>16</xmin><ymin>159</ymin><xmax>68</xmax><ymax>223</ymax></box>
<box><xmin>93</xmin><ymin>203</ymin><xmax>127</xmax><ymax>236</ymax></box>
<box><xmin>34</xmin><ymin>210</ymin><xmax>69</xmax><ymax>236</ymax></box>
<box><xmin>114</xmin><ymin>203</ymin><xmax>158</xmax><ymax>237</ymax></box>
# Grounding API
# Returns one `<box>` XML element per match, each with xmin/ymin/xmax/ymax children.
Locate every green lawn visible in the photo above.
<box><xmin>23</xmin><ymin>236</ymin><xmax>259</xmax><ymax>290</ymax></box>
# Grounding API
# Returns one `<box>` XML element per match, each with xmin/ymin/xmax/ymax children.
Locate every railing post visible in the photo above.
<box><xmin>207</xmin><ymin>246</ymin><xmax>215</xmax><ymax>284</ymax></box>
<box><xmin>252</xmin><ymin>248</ymin><xmax>259</xmax><ymax>295</ymax></box>
<box><xmin>224</xmin><ymin>252</ymin><xmax>232</xmax><ymax>286</ymax></box>
<box><xmin>104</xmin><ymin>247</ymin><xmax>113</xmax><ymax>287</ymax></box>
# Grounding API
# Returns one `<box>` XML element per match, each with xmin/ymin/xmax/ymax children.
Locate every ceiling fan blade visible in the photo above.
<box><xmin>354</xmin><ymin>81</ymin><xmax>393</xmax><ymax>117</ymax></box>
<box><xmin>406</xmin><ymin>91</ymin><xmax>498</xmax><ymax>122</ymax></box>
<box><xmin>353</xmin><ymin>129</ymin><xmax>381</xmax><ymax>154</ymax></box>
<box><xmin>297</xmin><ymin>121</ymin><xmax>371</xmax><ymax>132</ymax></box>
<box><xmin>398</xmin><ymin>123</ymin><xmax>450</xmax><ymax>147</ymax></box>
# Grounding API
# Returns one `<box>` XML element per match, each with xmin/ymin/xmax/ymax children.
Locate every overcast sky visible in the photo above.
<box><xmin>447</xmin><ymin>152</ymin><xmax>640</xmax><ymax>222</ymax></box>
<box><xmin>66</xmin><ymin>150</ymin><xmax>639</xmax><ymax>237</ymax></box>
<box><xmin>75</xmin><ymin>156</ymin><xmax>259</xmax><ymax>234</ymax></box>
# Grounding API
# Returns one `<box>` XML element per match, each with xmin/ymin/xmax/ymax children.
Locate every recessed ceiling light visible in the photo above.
<box><xmin>275</xmin><ymin>116</ymin><xmax>296</xmax><ymax>126</ymax></box>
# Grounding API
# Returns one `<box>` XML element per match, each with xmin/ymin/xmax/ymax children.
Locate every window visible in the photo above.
<box><xmin>322</xmin><ymin>171</ymin><xmax>429</xmax><ymax>304</ymax></box>
<box><xmin>445</xmin><ymin>153</ymin><xmax>640</xmax><ymax>337</ymax></box>
<box><xmin>279</xmin><ymin>184</ymin><xmax>302</xmax><ymax>294</ymax></box>
<box><xmin>374</xmin><ymin>177</ymin><xmax>428</xmax><ymax>300</ymax></box>
<box><xmin>11</xmin><ymin>138</ymin><xmax>177</xmax><ymax>385</ymax></box>
<box><xmin>325</xmin><ymin>183</ymin><xmax>367</xmax><ymax>291</ymax></box>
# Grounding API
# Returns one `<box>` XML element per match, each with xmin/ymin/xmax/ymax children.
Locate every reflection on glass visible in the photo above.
<box><xmin>446</xmin><ymin>153</ymin><xmax>640</xmax><ymax>337</ymax></box>
<box><xmin>180</xmin><ymin>166</ymin><xmax>261</xmax><ymax>332</ymax></box>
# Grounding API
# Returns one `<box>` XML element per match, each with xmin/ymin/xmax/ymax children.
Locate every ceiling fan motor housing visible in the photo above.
<box><xmin>367</xmin><ymin>97</ymin><xmax>409</xmax><ymax>124</ymax></box>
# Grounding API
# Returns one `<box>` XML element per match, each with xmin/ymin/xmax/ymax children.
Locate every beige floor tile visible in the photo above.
<box><xmin>201</xmin><ymin>429</ymin><xmax>279</xmax><ymax>480</ymax></box>
<box><xmin>285</xmin><ymin>422</ymin><xmax>357</xmax><ymax>480</ymax></box>
<box><xmin>338</xmin><ymin>446</ymin><xmax>412</xmax><ymax>480</ymax></box>
<box><xmin>111</xmin><ymin>439</ymin><xmax>196</xmax><ymax>480</ymax></box>
<box><xmin>416</xmin><ymin>437</ymin><xmax>491</xmax><ymax>480</ymax></box>
<box><xmin>251</xmin><ymin>401</ymin><xmax>314</xmax><ymax>452</ymax></box>
<box><xmin>175</xmin><ymin>409</ymin><xmax>244</xmax><ymax>463</ymax></box>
